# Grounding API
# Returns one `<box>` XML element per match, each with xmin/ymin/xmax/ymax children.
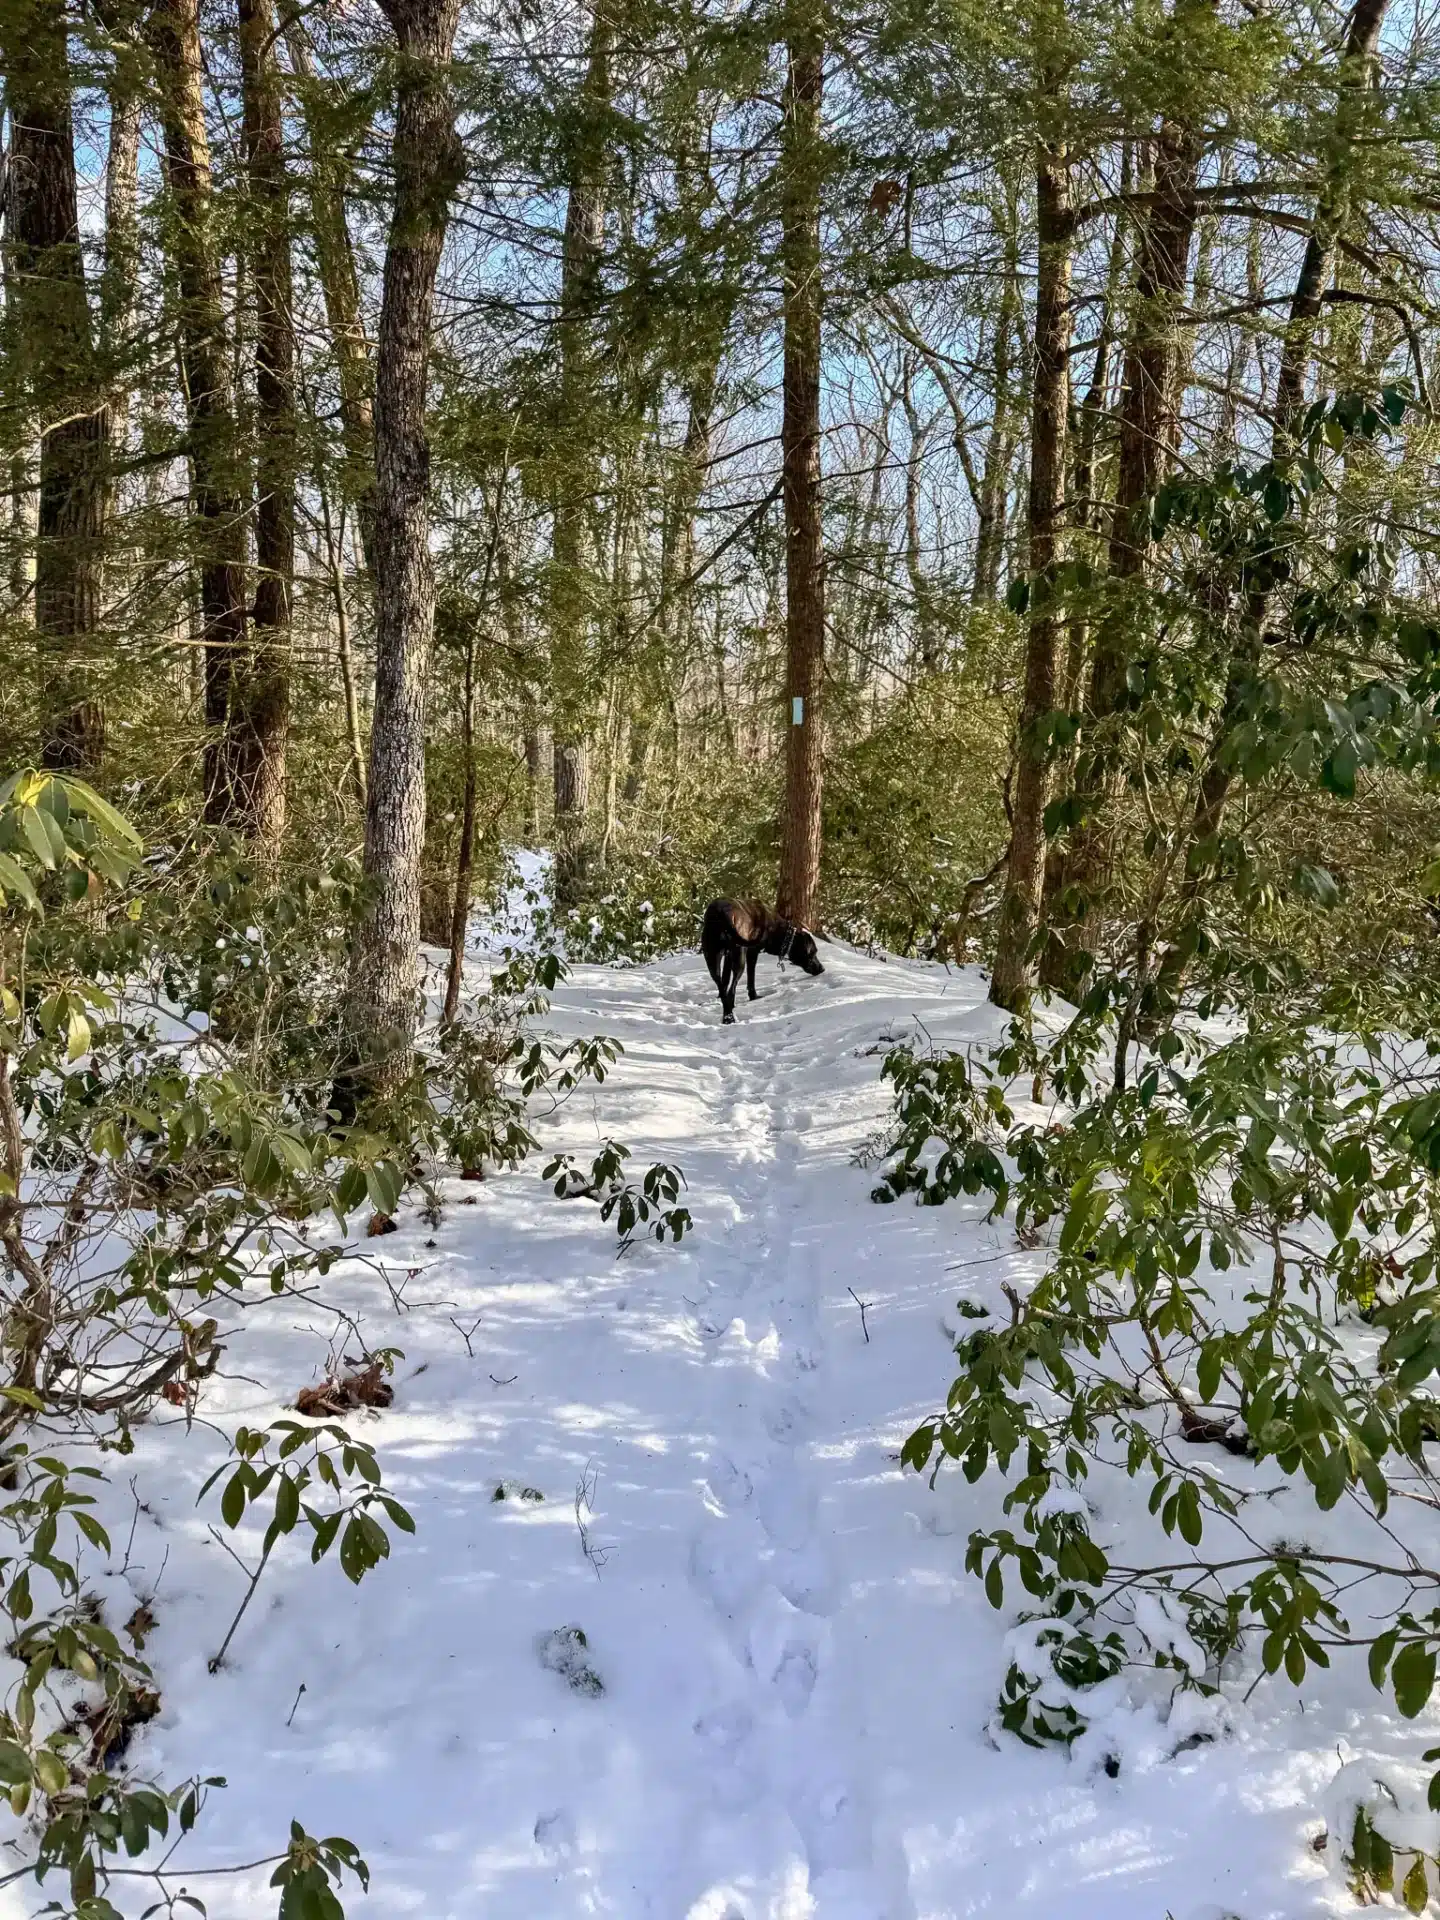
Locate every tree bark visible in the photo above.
<box><xmin>284</xmin><ymin>20</ymin><xmax>378</xmax><ymax>569</ymax></box>
<box><xmin>100</xmin><ymin>27</ymin><xmax>141</xmax><ymax>535</ymax></box>
<box><xmin>238</xmin><ymin>0</ymin><xmax>294</xmax><ymax>846</ymax></box>
<box><xmin>899</xmin><ymin>355</ymin><xmax>940</xmax><ymax>666</ymax></box>
<box><xmin>1272</xmin><ymin>0</ymin><xmax>1389</xmax><ymax>448</ymax></box>
<box><xmin>1154</xmin><ymin>0</ymin><xmax>1393</xmax><ymax>1014</ymax></box>
<box><xmin>443</xmin><ymin>626</ymin><xmax>477</xmax><ymax>1026</ymax></box>
<box><xmin>551</xmin><ymin>0</ymin><xmax>613</xmax><ymax>899</ymax></box>
<box><xmin>342</xmin><ymin>0</ymin><xmax>463</xmax><ymax>1100</ymax></box>
<box><xmin>972</xmin><ymin>210</ymin><xmax>1021</xmax><ymax>605</ymax></box>
<box><xmin>1</xmin><ymin>2</ymin><xmax>109</xmax><ymax>772</ymax></box>
<box><xmin>445</xmin><ymin>471</ymin><xmax>506</xmax><ymax>1024</ymax></box>
<box><xmin>1044</xmin><ymin>58</ymin><xmax>1206</xmax><ymax>984</ymax></box>
<box><xmin>1036</xmin><ymin>150</ymin><xmax>1133</xmax><ymax>975</ymax></box>
<box><xmin>318</xmin><ymin>481</ymin><xmax>367</xmax><ymax>809</ymax></box>
<box><xmin>775</xmin><ymin>22</ymin><xmax>826</xmax><ymax>929</ymax></box>
<box><xmin>147</xmin><ymin>0</ymin><xmax>250</xmax><ymax>824</ymax></box>
<box><xmin>989</xmin><ymin>139</ymin><xmax>1074</xmax><ymax>1013</ymax></box>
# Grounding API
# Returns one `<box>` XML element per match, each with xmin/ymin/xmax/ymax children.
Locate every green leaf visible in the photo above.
<box><xmin>1294</xmin><ymin>863</ymin><xmax>1340</xmax><ymax>908</ymax></box>
<box><xmin>1403</xmin><ymin>1854</ymin><xmax>1429</xmax><ymax>1913</ymax></box>
<box><xmin>1196</xmin><ymin>1342</ymin><xmax>1223</xmax><ymax>1405</ymax></box>
<box><xmin>270</xmin><ymin>1131</ymin><xmax>313</xmax><ymax>1178</ymax></box>
<box><xmin>1393</xmin><ymin>1640</ymin><xmax>1436</xmax><ymax>1718</ymax></box>
<box><xmin>1176</xmin><ymin>1481</ymin><xmax>1202</xmax><ymax>1546</ymax></box>
<box><xmin>0</xmin><ymin>1741</ymin><xmax>32</xmax><ymax>1787</ymax></box>
<box><xmin>0</xmin><ymin>851</ymin><xmax>40</xmax><ymax>910</ymax></box>
<box><xmin>59</xmin><ymin>777</ymin><xmax>141</xmax><ymax>849</ymax></box>
<box><xmin>1313</xmin><ymin>1447</ymin><xmax>1348</xmax><ymax>1511</ymax></box>
<box><xmin>66</xmin><ymin>1003</ymin><xmax>92</xmax><ymax>1062</ymax></box>
<box><xmin>19</xmin><ymin>805</ymin><xmax>57</xmax><ymax>870</ymax></box>
<box><xmin>1324</xmin><ymin>736</ymin><xmax>1359</xmax><ymax>799</ymax></box>
<box><xmin>274</xmin><ymin>1473</ymin><xmax>301</xmax><ymax>1535</ymax></box>
<box><xmin>1370</xmin><ymin>1630</ymin><xmax>1398</xmax><ymax>1690</ymax></box>
<box><xmin>220</xmin><ymin>1468</ymin><xmax>249</xmax><ymax>1530</ymax></box>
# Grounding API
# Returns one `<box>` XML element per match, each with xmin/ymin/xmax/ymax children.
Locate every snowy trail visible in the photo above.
<box><xmin>28</xmin><ymin>940</ymin><xmax>1408</xmax><ymax>1919</ymax></box>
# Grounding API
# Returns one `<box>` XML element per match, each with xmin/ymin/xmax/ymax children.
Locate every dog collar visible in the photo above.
<box><xmin>778</xmin><ymin>925</ymin><xmax>796</xmax><ymax>961</ymax></box>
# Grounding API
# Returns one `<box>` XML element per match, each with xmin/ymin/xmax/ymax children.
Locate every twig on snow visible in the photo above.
<box><xmin>848</xmin><ymin>1287</ymin><xmax>872</xmax><ymax>1343</ymax></box>
<box><xmin>448</xmin><ymin>1313</ymin><xmax>483</xmax><ymax>1357</ymax></box>
<box><xmin>575</xmin><ymin>1462</ymin><xmax>611</xmax><ymax>1576</ymax></box>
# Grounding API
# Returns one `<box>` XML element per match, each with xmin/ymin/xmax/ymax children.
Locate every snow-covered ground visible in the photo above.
<box><xmin>16</xmin><ymin>931</ymin><xmax>1435</xmax><ymax>1918</ymax></box>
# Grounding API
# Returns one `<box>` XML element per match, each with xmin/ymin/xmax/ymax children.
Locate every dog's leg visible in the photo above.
<box><xmin>745</xmin><ymin>944</ymin><xmax>759</xmax><ymax>1001</ymax></box>
<box><xmin>721</xmin><ymin>951</ymin><xmax>739</xmax><ymax>1023</ymax></box>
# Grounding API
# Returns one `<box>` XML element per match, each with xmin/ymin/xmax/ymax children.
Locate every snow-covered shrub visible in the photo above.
<box><xmin>543</xmin><ymin>1140</ymin><xmax>692</xmax><ymax>1254</ymax></box>
<box><xmin>1327</xmin><ymin>1759</ymin><xmax>1440</xmax><ymax>1909</ymax></box>
<box><xmin>894</xmin><ymin>996</ymin><xmax>1440</xmax><ymax>1807</ymax></box>
<box><xmin>0</xmin><ymin>776</ymin><xmax>408</xmax><ymax>1916</ymax></box>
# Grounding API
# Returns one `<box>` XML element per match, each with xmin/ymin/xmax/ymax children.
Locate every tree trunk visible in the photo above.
<box><xmin>238</xmin><ymin>0</ymin><xmax>294</xmax><ymax>846</ymax></box>
<box><xmin>775</xmin><ymin>23</ymin><xmax>825</xmax><ymax>930</ymax></box>
<box><xmin>900</xmin><ymin>355</ymin><xmax>940</xmax><ymax>667</ymax></box>
<box><xmin>972</xmin><ymin>212</ymin><xmax>1021</xmax><ymax>605</ymax></box>
<box><xmin>342</xmin><ymin>0</ymin><xmax>463</xmax><ymax>1101</ymax></box>
<box><xmin>147</xmin><ymin>0</ymin><xmax>250</xmax><ymax>824</ymax></box>
<box><xmin>1044</xmin><ymin>68</ymin><xmax>1205</xmax><ymax>985</ymax></box>
<box><xmin>443</xmin><ymin>626</ymin><xmax>477</xmax><ymax>1025</ymax></box>
<box><xmin>551</xmin><ymin>0</ymin><xmax>613</xmax><ymax>900</ymax></box>
<box><xmin>285</xmin><ymin>20</ymin><xmax>378</xmax><ymax>569</ymax></box>
<box><xmin>1272</xmin><ymin>0</ymin><xmax>1389</xmax><ymax>448</ymax></box>
<box><xmin>525</xmin><ymin>724</ymin><xmax>545</xmax><ymax>841</ymax></box>
<box><xmin>318</xmin><ymin>482</ymin><xmax>367</xmax><ymax>809</ymax></box>
<box><xmin>445</xmin><ymin>470</ymin><xmax>506</xmax><ymax>1023</ymax></box>
<box><xmin>1153</xmin><ymin>0</ymin><xmax>1392</xmax><ymax>1015</ymax></box>
<box><xmin>989</xmin><ymin>140</ymin><xmax>1074</xmax><ymax>1013</ymax></box>
<box><xmin>1</xmin><ymin>3</ymin><xmax>109</xmax><ymax>772</ymax></box>
<box><xmin>100</xmin><ymin>26</ymin><xmax>141</xmax><ymax>545</ymax></box>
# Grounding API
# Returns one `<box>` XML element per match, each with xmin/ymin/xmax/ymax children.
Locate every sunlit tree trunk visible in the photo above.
<box><xmin>148</xmin><ymin>0</ymin><xmax>250</xmax><ymax>822</ymax></box>
<box><xmin>776</xmin><ymin>18</ymin><xmax>826</xmax><ymax>929</ymax></box>
<box><xmin>1</xmin><ymin>2</ymin><xmax>108</xmax><ymax>771</ymax></box>
<box><xmin>342</xmin><ymin>0</ymin><xmax>464</xmax><ymax>1100</ymax></box>
<box><xmin>238</xmin><ymin>0</ymin><xmax>294</xmax><ymax>845</ymax></box>
<box><xmin>1157</xmin><ymin>0</ymin><xmax>1392</xmax><ymax>1014</ymax></box>
<box><xmin>989</xmin><ymin>138</ymin><xmax>1074</xmax><ymax>1013</ymax></box>
<box><xmin>551</xmin><ymin>0</ymin><xmax>613</xmax><ymax>900</ymax></box>
<box><xmin>972</xmin><ymin>205</ymin><xmax>1021</xmax><ymax>605</ymax></box>
<box><xmin>285</xmin><ymin>21</ymin><xmax>378</xmax><ymax>571</ymax></box>
<box><xmin>99</xmin><ymin>16</ymin><xmax>141</xmax><ymax>551</ymax></box>
<box><xmin>1045</xmin><ymin>61</ymin><xmax>1205</xmax><ymax>986</ymax></box>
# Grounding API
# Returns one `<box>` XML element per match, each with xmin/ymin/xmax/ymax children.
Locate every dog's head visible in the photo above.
<box><xmin>787</xmin><ymin>928</ymin><xmax>825</xmax><ymax>976</ymax></box>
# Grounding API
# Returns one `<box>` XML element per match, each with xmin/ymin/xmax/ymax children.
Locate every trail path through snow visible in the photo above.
<box><xmin>44</xmin><ymin>942</ymin><xmax>1392</xmax><ymax>1919</ymax></box>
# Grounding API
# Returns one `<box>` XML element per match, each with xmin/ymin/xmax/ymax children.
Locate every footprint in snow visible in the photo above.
<box><xmin>704</xmin><ymin>1455</ymin><xmax>754</xmax><ymax>1512</ymax></box>
<box><xmin>689</xmin><ymin>1516</ymin><xmax>768</xmax><ymax>1620</ymax></box>
<box><xmin>693</xmin><ymin>1699</ymin><xmax>762</xmax><ymax>1793</ymax></box>
<box><xmin>773</xmin><ymin>1641</ymin><xmax>819</xmax><ymax>1717</ymax></box>
<box><xmin>756</xmin><ymin>1476</ymin><xmax>815</xmax><ymax>1549</ymax></box>
<box><xmin>775</xmin><ymin>1546</ymin><xmax>838</xmax><ymax>1618</ymax></box>
<box><xmin>763</xmin><ymin>1396</ymin><xmax>809</xmax><ymax>1444</ymax></box>
<box><xmin>748</xmin><ymin>1590</ymin><xmax>829</xmax><ymax>1716</ymax></box>
<box><xmin>693</xmin><ymin>1700</ymin><xmax>753</xmax><ymax>1755</ymax></box>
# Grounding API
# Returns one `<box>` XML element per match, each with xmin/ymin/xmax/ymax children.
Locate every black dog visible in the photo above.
<box><xmin>701</xmin><ymin>898</ymin><xmax>824</xmax><ymax>1024</ymax></box>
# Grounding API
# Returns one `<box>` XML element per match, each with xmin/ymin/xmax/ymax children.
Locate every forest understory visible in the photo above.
<box><xmin>7</xmin><ymin>0</ymin><xmax>1440</xmax><ymax>1911</ymax></box>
